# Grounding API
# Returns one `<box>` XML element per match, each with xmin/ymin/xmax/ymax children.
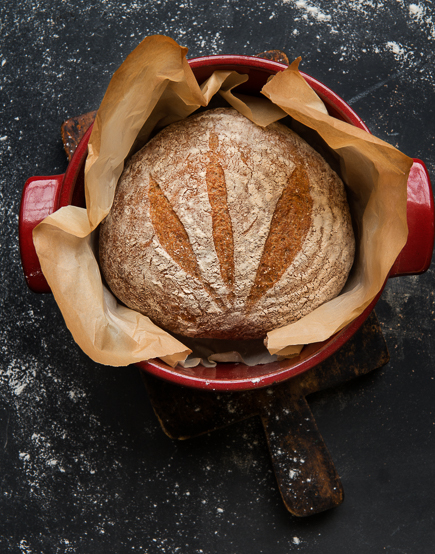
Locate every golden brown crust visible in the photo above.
<box><xmin>99</xmin><ymin>108</ymin><xmax>355</xmax><ymax>339</ymax></box>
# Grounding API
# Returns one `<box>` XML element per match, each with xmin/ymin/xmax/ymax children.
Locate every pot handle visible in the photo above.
<box><xmin>389</xmin><ymin>159</ymin><xmax>435</xmax><ymax>278</ymax></box>
<box><xmin>18</xmin><ymin>160</ymin><xmax>434</xmax><ymax>292</ymax></box>
<box><xmin>19</xmin><ymin>174</ymin><xmax>64</xmax><ymax>293</ymax></box>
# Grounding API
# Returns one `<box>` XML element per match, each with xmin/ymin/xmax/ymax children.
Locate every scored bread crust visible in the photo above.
<box><xmin>99</xmin><ymin>108</ymin><xmax>355</xmax><ymax>340</ymax></box>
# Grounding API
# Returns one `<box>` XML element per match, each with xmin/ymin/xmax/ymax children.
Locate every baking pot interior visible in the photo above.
<box><xmin>62</xmin><ymin>56</ymin><xmax>373</xmax><ymax>390</ymax></box>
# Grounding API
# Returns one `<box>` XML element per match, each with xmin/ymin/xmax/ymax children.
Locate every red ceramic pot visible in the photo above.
<box><xmin>19</xmin><ymin>55</ymin><xmax>435</xmax><ymax>391</ymax></box>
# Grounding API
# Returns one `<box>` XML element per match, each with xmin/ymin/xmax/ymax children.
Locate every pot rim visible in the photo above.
<box><xmin>61</xmin><ymin>54</ymin><xmax>379</xmax><ymax>391</ymax></box>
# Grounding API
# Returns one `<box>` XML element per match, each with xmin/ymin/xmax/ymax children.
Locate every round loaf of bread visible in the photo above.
<box><xmin>99</xmin><ymin>108</ymin><xmax>355</xmax><ymax>340</ymax></box>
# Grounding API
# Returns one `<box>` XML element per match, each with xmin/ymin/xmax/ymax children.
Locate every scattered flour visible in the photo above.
<box><xmin>1</xmin><ymin>1</ymin><xmax>434</xmax><ymax>552</ymax></box>
<box><xmin>277</xmin><ymin>0</ymin><xmax>435</xmax><ymax>86</ymax></box>
<box><xmin>386</xmin><ymin>41</ymin><xmax>406</xmax><ymax>58</ymax></box>
<box><xmin>409</xmin><ymin>3</ymin><xmax>424</xmax><ymax>21</ymax></box>
<box><xmin>283</xmin><ymin>0</ymin><xmax>331</xmax><ymax>22</ymax></box>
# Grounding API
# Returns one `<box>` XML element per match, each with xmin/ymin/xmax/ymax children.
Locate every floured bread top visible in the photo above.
<box><xmin>99</xmin><ymin>108</ymin><xmax>355</xmax><ymax>340</ymax></box>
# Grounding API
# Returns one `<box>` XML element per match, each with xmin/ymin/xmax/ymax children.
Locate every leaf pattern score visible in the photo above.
<box><xmin>206</xmin><ymin>132</ymin><xmax>235</xmax><ymax>290</ymax></box>
<box><xmin>148</xmin><ymin>174</ymin><xmax>203</xmax><ymax>282</ymax></box>
<box><xmin>248</xmin><ymin>163</ymin><xmax>313</xmax><ymax>305</ymax></box>
<box><xmin>148</xmin><ymin>143</ymin><xmax>312</xmax><ymax>309</ymax></box>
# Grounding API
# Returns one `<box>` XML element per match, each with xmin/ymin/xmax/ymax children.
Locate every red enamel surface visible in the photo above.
<box><xmin>188</xmin><ymin>55</ymin><xmax>370</xmax><ymax>131</ymax></box>
<box><xmin>389</xmin><ymin>160</ymin><xmax>435</xmax><ymax>278</ymax></box>
<box><xmin>19</xmin><ymin>125</ymin><xmax>91</xmax><ymax>293</ymax></box>
<box><xmin>19</xmin><ymin>175</ymin><xmax>64</xmax><ymax>293</ymax></box>
<box><xmin>137</xmin><ymin>291</ymin><xmax>382</xmax><ymax>391</ymax></box>
<box><xmin>18</xmin><ymin>55</ymin><xmax>435</xmax><ymax>390</ymax></box>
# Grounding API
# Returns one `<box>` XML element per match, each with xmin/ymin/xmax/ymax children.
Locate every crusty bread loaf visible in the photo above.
<box><xmin>99</xmin><ymin>108</ymin><xmax>355</xmax><ymax>340</ymax></box>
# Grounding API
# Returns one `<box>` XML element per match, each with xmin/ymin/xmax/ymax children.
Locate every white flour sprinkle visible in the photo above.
<box><xmin>1</xmin><ymin>1</ymin><xmax>434</xmax><ymax>551</ymax></box>
<box><xmin>409</xmin><ymin>3</ymin><xmax>424</xmax><ymax>20</ymax></box>
<box><xmin>386</xmin><ymin>41</ymin><xmax>406</xmax><ymax>58</ymax></box>
<box><xmin>276</xmin><ymin>0</ymin><xmax>435</xmax><ymax>87</ymax></box>
<box><xmin>291</xmin><ymin>0</ymin><xmax>331</xmax><ymax>22</ymax></box>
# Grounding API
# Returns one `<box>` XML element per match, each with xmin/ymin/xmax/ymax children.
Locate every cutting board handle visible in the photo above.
<box><xmin>389</xmin><ymin>159</ymin><xmax>435</xmax><ymax>277</ymax></box>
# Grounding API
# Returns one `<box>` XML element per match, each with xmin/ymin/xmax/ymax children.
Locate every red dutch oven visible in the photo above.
<box><xmin>19</xmin><ymin>55</ymin><xmax>435</xmax><ymax>391</ymax></box>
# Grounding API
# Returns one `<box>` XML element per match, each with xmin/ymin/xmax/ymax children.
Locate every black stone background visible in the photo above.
<box><xmin>1</xmin><ymin>1</ymin><xmax>435</xmax><ymax>553</ymax></box>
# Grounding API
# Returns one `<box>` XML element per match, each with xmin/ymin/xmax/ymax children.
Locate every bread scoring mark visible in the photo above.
<box><xmin>99</xmin><ymin>109</ymin><xmax>354</xmax><ymax>340</ymax></box>
<box><xmin>148</xmin><ymin>174</ymin><xmax>203</xmax><ymax>282</ymax></box>
<box><xmin>206</xmin><ymin>132</ymin><xmax>235</xmax><ymax>291</ymax></box>
<box><xmin>148</xmin><ymin>173</ymin><xmax>226</xmax><ymax>310</ymax></box>
<box><xmin>247</xmin><ymin>163</ymin><xmax>313</xmax><ymax>305</ymax></box>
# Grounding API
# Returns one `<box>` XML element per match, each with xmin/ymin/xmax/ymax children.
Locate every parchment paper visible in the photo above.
<box><xmin>33</xmin><ymin>34</ymin><xmax>412</xmax><ymax>368</ymax></box>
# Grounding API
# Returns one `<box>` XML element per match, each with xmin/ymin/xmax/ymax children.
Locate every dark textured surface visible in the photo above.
<box><xmin>1</xmin><ymin>1</ymin><xmax>435</xmax><ymax>553</ymax></box>
<box><xmin>143</xmin><ymin>311</ymin><xmax>389</xmax><ymax>517</ymax></box>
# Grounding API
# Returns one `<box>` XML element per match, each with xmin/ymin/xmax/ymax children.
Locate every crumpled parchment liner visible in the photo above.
<box><xmin>33</xmin><ymin>34</ymin><xmax>412</xmax><ymax>368</ymax></box>
<box><xmin>169</xmin><ymin>335</ymin><xmax>279</xmax><ymax>368</ymax></box>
